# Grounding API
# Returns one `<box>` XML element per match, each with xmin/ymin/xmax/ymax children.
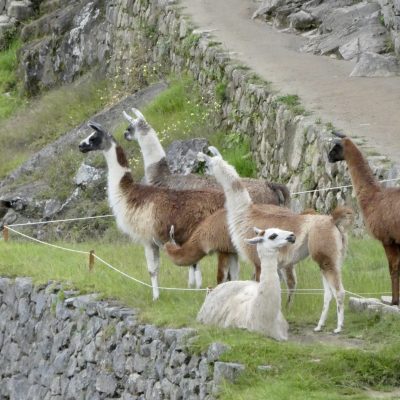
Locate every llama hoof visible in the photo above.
<box><xmin>333</xmin><ymin>327</ymin><xmax>342</xmax><ymax>334</ymax></box>
<box><xmin>314</xmin><ymin>326</ymin><xmax>323</xmax><ymax>332</ymax></box>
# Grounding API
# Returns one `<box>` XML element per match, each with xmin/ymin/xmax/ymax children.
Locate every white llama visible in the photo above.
<box><xmin>197</xmin><ymin>227</ymin><xmax>295</xmax><ymax>340</ymax></box>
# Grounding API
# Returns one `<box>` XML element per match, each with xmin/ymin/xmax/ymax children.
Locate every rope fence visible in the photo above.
<box><xmin>1</xmin><ymin>223</ymin><xmax>392</xmax><ymax>299</ymax></box>
<box><xmin>2</xmin><ymin>175</ymin><xmax>399</xmax><ymax>298</ymax></box>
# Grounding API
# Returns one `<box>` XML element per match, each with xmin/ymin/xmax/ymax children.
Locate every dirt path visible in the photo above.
<box><xmin>180</xmin><ymin>0</ymin><xmax>400</xmax><ymax>164</ymax></box>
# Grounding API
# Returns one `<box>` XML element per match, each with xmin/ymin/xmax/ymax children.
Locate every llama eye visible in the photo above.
<box><xmin>268</xmin><ymin>233</ymin><xmax>278</xmax><ymax>240</ymax></box>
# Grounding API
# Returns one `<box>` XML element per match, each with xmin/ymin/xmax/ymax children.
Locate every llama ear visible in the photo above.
<box><xmin>123</xmin><ymin>111</ymin><xmax>135</xmax><ymax>124</ymax></box>
<box><xmin>88</xmin><ymin>121</ymin><xmax>106</xmax><ymax>133</ymax></box>
<box><xmin>131</xmin><ymin>108</ymin><xmax>146</xmax><ymax>121</ymax></box>
<box><xmin>245</xmin><ymin>236</ymin><xmax>264</xmax><ymax>245</ymax></box>
<box><xmin>253</xmin><ymin>227</ymin><xmax>264</xmax><ymax>235</ymax></box>
<box><xmin>208</xmin><ymin>146</ymin><xmax>222</xmax><ymax>158</ymax></box>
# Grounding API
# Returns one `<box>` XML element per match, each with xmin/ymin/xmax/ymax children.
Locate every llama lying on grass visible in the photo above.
<box><xmin>198</xmin><ymin>147</ymin><xmax>354</xmax><ymax>333</ymax></box>
<box><xmin>329</xmin><ymin>133</ymin><xmax>400</xmax><ymax>305</ymax></box>
<box><xmin>78</xmin><ymin>122</ymin><xmax>230</xmax><ymax>300</ymax></box>
<box><xmin>122</xmin><ymin>108</ymin><xmax>297</xmax><ymax>296</ymax></box>
<box><xmin>197</xmin><ymin>227</ymin><xmax>295</xmax><ymax>341</ymax></box>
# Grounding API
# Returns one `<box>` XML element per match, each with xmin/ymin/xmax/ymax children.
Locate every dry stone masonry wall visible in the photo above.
<box><xmin>0</xmin><ymin>277</ymin><xmax>245</xmax><ymax>399</ymax></box>
<box><xmin>15</xmin><ymin>0</ymin><xmax>400</xmax><ymax>222</ymax></box>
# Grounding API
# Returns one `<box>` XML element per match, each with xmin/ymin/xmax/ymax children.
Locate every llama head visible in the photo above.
<box><xmin>246</xmin><ymin>227</ymin><xmax>295</xmax><ymax>258</ymax></box>
<box><xmin>328</xmin><ymin>131</ymin><xmax>347</xmax><ymax>162</ymax></box>
<box><xmin>123</xmin><ymin>108</ymin><xmax>150</xmax><ymax>142</ymax></box>
<box><xmin>197</xmin><ymin>146</ymin><xmax>222</xmax><ymax>171</ymax></box>
<box><xmin>198</xmin><ymin>146</ymin><xmax>240</xmax><ymax>185</ymax></box>
<box><xmin>79</xmin><ymin>122</ymin><xmax>114</xmax><ymax>153</ymax></box>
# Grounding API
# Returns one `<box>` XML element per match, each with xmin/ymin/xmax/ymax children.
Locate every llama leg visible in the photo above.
<box><xmin>280</xmin><ymin>264</ymin><xmax>297</xmax><ymax>308</ymax></box>
<box><xmin>217</xmin><ymin>253</ymin><xmax>230</xmax><ymax>284</ymax></box>
<box><xmin>383</xmin><ymin>244</ymin><xmax>400</xmax><ymax>305</ymax></box>
<box><xmin>188</xmin><ymin>265</ymin><xmax>196</xmax><ymax>288</ymax></box>
<box><xmin>314</xmin><ymin>275</ymin><xmax>332</xmax><ymax>332</ymax></box>
<box><xmin>194</xmin><ymin>264</ymin><xmax>202</xmax><ymax>288</ymax></box>
<box><xmin>227</xmin><ymin>253</ymin><xmax>240</xmax><ymax>280</ymax></box>
<box><xmin>144</xmin><ymin>243</ymin><xmax>160</xmax><ymax>301</ymax></box>
<box><xmin>316</xmin><ymin>269</ymin><xmax>345</xmax><ymax>333</ymax></box>
<box><xmin>325</xmin><ymin>269</ymin><xmax>345</xmax><ymax>333</ymax></box>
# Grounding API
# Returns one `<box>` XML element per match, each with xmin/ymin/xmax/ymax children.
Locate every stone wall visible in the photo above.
<box><xmin>15</xmin><ymin>0</ymin><xmax>400</xmax><ymax>222</ymax></box>
<box><xmin>0</xmin><ymin>277</ymin><xmax>246</xmax><ymax>399</ymax></box>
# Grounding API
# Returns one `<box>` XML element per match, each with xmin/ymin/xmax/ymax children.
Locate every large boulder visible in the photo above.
<box><xmin>19</xmin><ymin>0</ymin><xmax>109</xmax><ymax>95</ymax></box>
<box><xmin>166</xmin><ymin>138</ymin><xmax>209</xmax><ymax>175</ymax></box>
<box><xmin>350</xmin><ymin>52</ymin><xmax>400</xmax><ymax>77</ymax></box>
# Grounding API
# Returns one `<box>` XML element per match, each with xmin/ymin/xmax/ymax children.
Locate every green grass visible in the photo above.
<box><xmin>0</xmin><ymin>39</ymin><xmax>23</xmax><ymax>120</ymax></box>
<box><xmin>277</xmin><ymin>94</ymin><xmax>307</xmax><ymax>116</ymax></box>
<box><xmin>1</xmin><ymin>233</ymin><xmax>400</xmax><ymax>399</ymax></box>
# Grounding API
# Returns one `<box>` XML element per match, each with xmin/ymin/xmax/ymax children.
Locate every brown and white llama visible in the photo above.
<box><xmin>198</xmin><ymin>147</ymin><xmax>354</xmax><ymax>333</ymax></box>
<box><xmin>328</xmin><ymin>133</ymin><xmax>400</xmax><ymax>305</ymax></box>
<box><xmin>122</xmin><ymin>108</ymin><xmax>297</xmax><ymax>298</ymax></box>
<box><xmin>197</xmin><ymin>227</ymin><xmax>296</xmax><ymax>340</ymax></box>
<box><xmin>78</xmin><ymin>122</ymin><xmax>230</xmax><ymax>300</ymax></box>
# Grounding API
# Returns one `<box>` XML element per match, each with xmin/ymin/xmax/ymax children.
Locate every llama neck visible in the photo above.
<box><xmin>138</xmin><ymin>129</ymin><xmax>166</xmax><ymax>175</ymax></box>
<box><xmin>103</xmin><ymin>142</ymin><xmax>132</xmax><ymax>205</ymax></box>
<box><xmin>343</xmin><ymin>139</ymin><xmax>381</xmax><ymax>206</ymax></box>
<box><xmin>258</xmin><ymin>252</ymin><xmax>280</xmax><ymax>289</ymax></box>
<box><xmin>253</xmin><ymin>252</ymin><xmax>281</xmax><ymax>312</ymax></box>
<box><xmin>213</xmin><ymin>161</ymin><xmax>252</xmax><ymax>211</ymax></box>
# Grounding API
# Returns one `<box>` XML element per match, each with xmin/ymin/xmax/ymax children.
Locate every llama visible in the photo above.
<box><xmin>198</xmin><ymin>147</ymin><xmax>354</xmax><ymax>333</ymax></box>
<box><xmin>78</xmin><ymin>122</ymin><xmax>229</xmax><ymax>300</ymax></box>
<box><xmin>328</xmin><ymin>133</ymin><xmax>400</xmax><ymax>305</ymax></box>
<box><xmin>122</xmin><ymin>108</ymin><xmax>290</xmax><ymax>205</ymax></box>
<box><xmin>122</xmin><ymin>108</ymin><xmax>297</xmax><ymax>296</ymax></box>
<box><xmin>197</xmin><ymin>227</ymin><xmax>296</xmax><ymax>340</ymax></box>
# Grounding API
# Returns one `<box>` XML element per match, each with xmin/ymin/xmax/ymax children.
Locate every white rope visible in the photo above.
<box><xmin>7</xmin><ymin>226</ymin><xmax>90</xmax><ymax>255</ymax></box>
<box><xmin>8</xmin><ymin>214</ymin><xmax>114</xmax><ymax>227</ymax></box>
<box><xmin>291</xmin><ymin>177</ymin><xmax>400</xmax><ymax>196</ymax></box>
<box><xmin>94</xmin><ymin>254</ymin><xmax>209</xmax><ymax>292</ymax></box>
<box><xmin>3</xmin><ymin>174</ymin><xmax>399</xmax><ymax>228</ymax></box>
<box><xmin>4</xmin><ymin>226</ymin><xmax>394</xmax><ymax>298</ymax></box>
<box><xmin>5</xmin><ymin>226</ymin><xmax>209</xmax><ymax>292</ymax></box>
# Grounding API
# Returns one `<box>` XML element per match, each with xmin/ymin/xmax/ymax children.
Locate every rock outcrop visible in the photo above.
<box><xmin>254</xmin><ymin>0</ymin><xmax>400</xmax><ymax>77</ymax></box>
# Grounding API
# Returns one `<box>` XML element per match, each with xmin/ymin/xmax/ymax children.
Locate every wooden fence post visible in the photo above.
<box><xmin>89</xmin><ymin>250</ymin><xmax>95</xmax><ymax>272</ymax></box>
<box><xmin>3</xmin><ymin>225</ymin><xmax>9</xmax><ymax>242</ymax></box>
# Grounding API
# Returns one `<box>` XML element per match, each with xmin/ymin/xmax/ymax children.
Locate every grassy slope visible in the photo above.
<box><xmin>1</xmin><ymin>235</ymin><xmax>400</xmax><ymax>399</ymax></box>
<box><xmin>0</xmin><ymin>39</ymin><xmax>23</xmax><ymax>120</ymax></box>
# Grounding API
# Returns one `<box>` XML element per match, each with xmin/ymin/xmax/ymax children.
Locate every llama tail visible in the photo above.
<box><xmin>330</xmin><ymin>207</ymin><xmax>354</xmax><ymax>231</ymax></box>
<box><xmin>267</xmin><ymin>183</ymin><xmax>291</xmax><ymax>207</ymax></box>
<box><xmin>330</xmin><ymin>206</ymin><xmax>354</xmax><ymax>262</ymax></box>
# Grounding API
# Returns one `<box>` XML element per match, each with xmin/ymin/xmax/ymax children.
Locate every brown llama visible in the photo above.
<box><xmin>328</xmin><ymin>133</ymin><xmax>400</xmax><ymax>305</ymax></box>
<box><xmin>79</xmin><ymin>122</ymin><xmax>231</xmax><ymax>300</ymax></box>
<box><xmin>197</xmin><ymin>147</ymin><xmax>354</xmax><ymax>333</ymax></box>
